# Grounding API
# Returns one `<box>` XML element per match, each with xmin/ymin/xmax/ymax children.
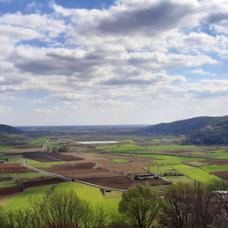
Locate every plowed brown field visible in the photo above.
<box><xmin>23</xmin><ymin>152</ymin><xmax>82</xmax><ymax>162</ymax></box>
<box><xmin>0</xmin><ymin>164</ymin><xmax>29</xmax><ymax>173</ymax></box>
<box><xmin>0</xmin><ymin>177</ymin><xmax>64</xmax><ymax>195</ymax></box>
<box><xmin>212</xmin><ymin>171</ymin><xmax>228</xmax><ymax>180</ymax></box>
<box><xmin>201</xmin><ymin>159</ymin><xmax>228</xmax><ymax>165</ymax></box>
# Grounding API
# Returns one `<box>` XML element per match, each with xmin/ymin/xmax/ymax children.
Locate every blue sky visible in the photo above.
<box><xmin>0</xmin><ymin>0</ymin><xmax>115</xmax><ymax>13</ymax></box>
<box><xmin>0</xmin><ymin>0</ymin><xmax>228</xmax><ymax>125</ymax></box>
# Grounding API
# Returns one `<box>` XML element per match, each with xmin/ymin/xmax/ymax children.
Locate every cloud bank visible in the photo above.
<box><xmin>0</xmin><ymin>0</ymin><xmax>228</xmax><ymax>125</ymax></box>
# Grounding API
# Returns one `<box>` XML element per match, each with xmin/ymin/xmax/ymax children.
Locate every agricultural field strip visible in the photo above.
<box><xmin>140</xmin><ymin>154</ymin><xmax>221</xmax><ymax>184</ymax></box>
<box><xmin>0</xmin><ymin>155</ymin><xmax>20</xmax><ymax>163</ymax></box>
<box><xmin>163</xmin><ymin>176</ymin><xmax>193</xmax><ymax>184</ymax></box>
<box><xmin>0</xmin><ymin>181</ymin><xmax>16</xmax><ymax>188</ymax></box>
<box><xmin>0</xmin><ymin>146</ymin><xmax>15</xmax><ymax>151</ymax></box>
<box><xmin>3</xmin><ymin>182</ymin><xmax>122</xmax><ymax>217</ymax></box>
<box><xmin>96</xmin><ymin>143</ymin><xmax>228</xmax><ymax>160</ymax></box>
<box><xmin>22</xmin><ymin>159</ymin><xmax>127</xmax><ymax>192</ymax></box>
<box><xmin>23</xmin><ymin>158</ymin><xmax>67</xmax><ymax>167</ymax></box>
<box><xmin>27</xmin><ymin>137</ymin><xmax>48</xmax><ymax>146</ymax></box>
<box><xmin>97</xmin><ymin>146</ymin><xmax>215</xmax><ymax>160</ymax></box>
<box><xmin>203</xmin><ymin>165</ymin><xmax>228</xmax><ymax>172</ymax></box>
<box><xmin>97</xmin><ymin>144</ymin><xmax>198</xmax><ymax>153</ymax></box>
<box><xmin>42</xmin><ymin>137</ymin><xmax>49</xmax><ymax>151</ymax></box>
<box><xmin>0</xmin><ymin>172</ymin><xmax>48</xmax><ymax>179</ymax></box>
<box><xmin>96</xmin><ymin>144</ymin><xmax>221</xmax><ymax>184</ymax></box>
<box><xmin>113</xmin><ymin>159</ymin><xmax>128</xmax><ymax>163</ymax></box>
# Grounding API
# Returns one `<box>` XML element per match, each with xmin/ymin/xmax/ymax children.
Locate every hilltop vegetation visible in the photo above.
<box><xmin>189</xmin><ymin>116</ymin><xmax>228</xmax><ymax>145</ymax></box>
<box><xmin>138</xmin><ymin>115</ymin><xmax>228</xmax><ymax>145</ymax></box>
<box><xmin>141</xmin><ymin>116</ymin><xmax>218</xmax><ymax>135</ymax></box>
<box><xmin>0</xmin><ymin>124</ymin><xmax>26</xmax><ymax>146</ymax></box>
<box><xmin>0</xmin><ymin>124</ymin><xmax>23</xmax><ymax>135</ymax></box>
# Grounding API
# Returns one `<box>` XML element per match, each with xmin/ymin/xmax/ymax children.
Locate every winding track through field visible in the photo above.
<box><xmin>20</xmin><ymin>159</ymin><xmax>127</xmax><ymax>192</ymax></box>
<box><xmin>42</xmin><ymin>137</ymin><xmax>50</xmax><ymax>152</ymax></box>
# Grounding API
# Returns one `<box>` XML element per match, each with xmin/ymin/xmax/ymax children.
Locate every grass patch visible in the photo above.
<box><xmin>0</xmin><ymin>155</ymin><xmax>20</xmax><ymax>163</ymax></box>
<box><xmin>150</xmin><ymin>184</ymin><xmax>171</xmax><ymax>192</ymax></box>
<box><xmin>144</xmin><ymin>154</ymin><xmax>202</xmax><ymax>166</ymax></box>
<box><xmin>27</xmin><ymin>137</ymin><xmax>47</xmax><ymax>146</ymax></box>
<box><xmin>174</xmin><ymin>164</ymin><xmax>220</xmax><ymax>184</ymax></box>
<box><xmin>57</xmin><ymin>182</ymin><xmax>121</xmax><ymax>212</ymax></box>
<box><xmin>3</xmin><ymin>185</ymin><xmax>53</xmax><ymax>212</ymax></box>
<box><xmin>3</xmin><ymin>182</ymin><xmax>122</xmax><ymax>217</ymax></box>
<box><xmin>207</xmin><ymin>150</ymin><xmax>228</xmax><ymax>159</ymax></box>
<box><xmin>113</xmin><ymin>159</ymin><xmax>128</xmax><ymax>163</ymax></box>
<box><xmin>144</xmin><ymin>154</ymin><xmax>220</xmax><ymax>184</ymax></box>
<box><xmin>184</xmin><ymin>161</ymin><xmax>206</xmax><ymax>167</ymax></box>
<box><xmin>0</xmin><ymin>181</ymin><xmax>16</xmax><ymax>188</ymax></box>
<box><xmin>97</xmin><ymin>143</ymin><xmax>198</xmax><ymax>154</ymax></box>
<box><xmin>203</xmin><ymin>165</ymin><xmax>228</xmax><ymax>172</ymax></box>
<box><xmin>164</xmin><ymin>176</ymin><xmax>193</xmax><ymax>184</ymax></box>
<box><xmin>152</xmin><ymin>138</ymin><xmax>180</xmax><ymax>143</ymax></box>
<box><xmin>0</xmin><ymin>146</ymin><xmax>15</xmax><ymax>151</ymax></box>
<box><xmin>149</xmin><ymin>165</ymin><xmax>177</xmax><ymax>175</ymax></box>
<box><xmin>24</xmin><ymin>158</ymin><xmax>66</xmax><ymax>167</ymax></box>
<box><xmin>0</xmin><ymin>172</ymin><xmax>49</xmax><ymax>179</ymax></box>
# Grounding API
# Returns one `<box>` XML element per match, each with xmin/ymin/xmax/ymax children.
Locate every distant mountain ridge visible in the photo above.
<box><xmin>142</xmin><ymin>116</ymin><xmax>220</xmax><ymax>135</ymax></box>
<box><xmin>190</xmin><ymin>116</ymin><xmax>228</xmax><ymax>145</ymax></box>
<box><xmin>138</xmin><ymin>115</ymin><xmax>228</xmax><ymax>145</ymax></box>
<box><xmin>0</xmin><ymin>124</ymin><xmax>23</xmax><ymax>135</ymax></box>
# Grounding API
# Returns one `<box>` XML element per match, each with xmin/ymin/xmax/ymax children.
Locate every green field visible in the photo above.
<box><xmin>3</xmin><ymin>182</ymin><xmax>122</xmax><ymax>216</ymax></box>
<box><xmin>57</xmin><ymin>182</ymin><xmax>122</xmax><ymax>213</ymax></box>
<box><xmin>203</xmin><ymin>165</ymin><xmax>228</xmax><ymax>172</ymax></box>
<box><xmin>147</xmin><ymin>154</ymin><xmax>202</xmax><ymax>165</ymax></box>
<box><xmin>96</xmin><ymin>140</ymin><xmax>228</xmax><ymax>160</ymax></box>
<box><xmin>163</xmin><ymin>176</ymin><xmax>193</xmax><ymax>184</ymax></box>
<box><xmin>27</xmin><ymin>137</ymin><xmax>47</xmax><ymax>146</ymax></box>
<box><xmin>0</xmin><ymin>172</ymin><xmax>49</xmax><ymax>179</ymax></box>
<box><xmin>3</xmin><ymin>185</ymin><xmax>52</xmax><ymax>212</ymax></box>
<box><xmin>152</xmin><ymin>138</ymin><xmax>180</xmax><ymax>143</ymax></box>
<box><xmin>207</xmin><ymin>150</ymin><xmax>228</xmax><ymax>159</ymax></box>
<box><xmin>174</xmin><ymin>165</ymin><xmax>219</xmax><ymax>184</ymax></box>
<box><xmin>0</xmin><ymin>146</ymin><xmax>15</xmax><ymax>151</ymax></box>
<box><xmin>141</xmin><ymin>154</ymin><xmax>221</xmax><ymax>184</ymax></box>
<box><xmin>97</xmin><ymin>143</ymin><xmax>198</xmax><ymax>154</ymax></box>
<box><xmin>0</xmin><ymin>155</ymin><xmax>20</xmax><ymax>163</ymax></box>
<box><xmin>113</xmin><ymin>159</ymin><xmax>128</xmax><ymax>163</ymax></box>
<box><xmin>0</xmin><ymin>181</ymin><xmax>16</xmax><ymax>188</ymax></box>
<box><xmin>24</xmin><ymin>158</ymin><xmax>67</xmax><ymax>167</ymax></box>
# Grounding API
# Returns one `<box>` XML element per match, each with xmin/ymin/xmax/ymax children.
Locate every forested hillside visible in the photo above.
<box><xmin>142</xmin><ymin>116</ymin><xmax>219</xmax><ymax>135</ymax></box>
<box><xmin>189</xmin><ymin>116</ymin><xmax>228</xmax><ymax>145</ymax></box>
<box><xmin>0</xmin><ymin>124</ymin><xmax>23</xmax><ymax>134</ymax></box>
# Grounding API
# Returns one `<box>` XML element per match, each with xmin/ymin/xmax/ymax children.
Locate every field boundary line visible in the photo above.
<box><xmin>42</xmin><ymin>137</ymin><xmax>50</xmax><ymax>152</ymax></box>
<box><xmin>21</xmin><ymin>159</ymin><xmax>127</xmax><ymax>192</ymax></box>
<box><xmin>95</xmin><ymin>150</ymin><xmax>214</xmax><ymax>160</ymax></box>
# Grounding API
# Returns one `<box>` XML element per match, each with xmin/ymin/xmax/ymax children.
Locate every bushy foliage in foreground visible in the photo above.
<box><xmin>1</xmin><ymin>182</ymin><xmax>228</xmax><ymax>228</ymax></box>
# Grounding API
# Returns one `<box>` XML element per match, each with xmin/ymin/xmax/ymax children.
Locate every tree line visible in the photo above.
<box><xmin>1</xmin><ymin>181</ymin><xmax>228</xmax><ymax>228</ymax></box>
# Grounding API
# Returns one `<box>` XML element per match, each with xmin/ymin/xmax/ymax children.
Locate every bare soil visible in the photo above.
<box><xmin>0</xmin><ymin>164</ymin><xmax>29</xmax><ymax>173</ymax></box>
<box><xmin>80</xmin><ymin>176</ymin><xmax>134</xmax><ymax>189</ymax></box>
<box><xmin>0</xmin><ymin>177</ymin><xmax>64</xmax><ymax>195</ymax></box>
<box><xmin>40</xmin><ymin>152</ymin><xmax>170</xmax><ymax>190</ymax></box>
<box><xmin>68</xmin><ymin>152</ymin><xmax>154</xmax><ymax>174</ymax></box>
<box><xmin>0</xmin><ymin>186</ymin><xmax>22</xmax><ymax>195</ymax></box>
<box><xmin>201</xmin><ymin>159</ymin><xmax>228</xmax><ymax>165</ymax></box>
<box><xmin>212</xmin><ymin>171</ymin><xmax>228</xmax><ymax>180</ymax></box>
<box><xmin>3</xmin><ymin>147</ymin><xmax>42</xmax><ymax>153</ymax></box>
<box><xmin>23</xmin><ymin>152</ymin><xmax>83</xmax><ymax>162</ymax></box>
<box><xmin>22</xmin><ymin>177</ymin><xmax>64</xmax><ymax>188</ymax></box>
